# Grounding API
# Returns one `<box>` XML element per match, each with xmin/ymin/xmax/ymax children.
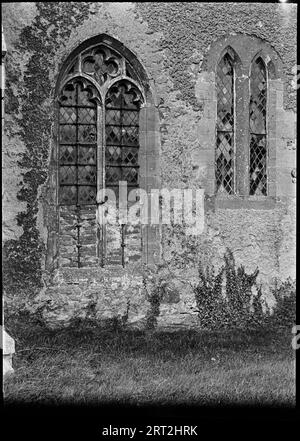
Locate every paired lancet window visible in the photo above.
<box><xmin>216</xmin><ymin>51</ymin><xmax>268</xmax><ymax>196</ymax></box>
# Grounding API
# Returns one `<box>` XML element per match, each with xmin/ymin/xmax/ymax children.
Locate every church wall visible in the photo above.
<box><xmin>2</xmin><ymin>2</ymin><xmax>296</xmax><ymax>329</ymax></box>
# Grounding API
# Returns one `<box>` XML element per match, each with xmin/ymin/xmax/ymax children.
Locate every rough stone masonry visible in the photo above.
<box><xmin>2</xmin><ymin>2</ymin><xmax>296</xmax><ymax>330</ymax></box>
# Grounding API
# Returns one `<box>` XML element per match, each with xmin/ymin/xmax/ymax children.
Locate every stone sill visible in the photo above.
<box><xmin>212</xmin><ymin>196</ymin><xmax>276</xmax><ymax>210</ymax></box>
<box><xmin>56</xmin><ymin>266</ymin><xmax>143</xmax><ymax>284</ymax></box>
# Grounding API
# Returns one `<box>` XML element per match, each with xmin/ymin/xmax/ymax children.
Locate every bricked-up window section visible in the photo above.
<box><xmin>216</xmin><ymin>53</ymin><xmax>235</xmax><ymax>195</ymax></box>
<box><xmin>249</xmin><ymin>57</ymin><xmax>267</xmax><ymax>195</ymax></box>
<box><xmin>59</xmin><ymin>79</ymin><xmax>98</xmax><ymax>205</ymax></box>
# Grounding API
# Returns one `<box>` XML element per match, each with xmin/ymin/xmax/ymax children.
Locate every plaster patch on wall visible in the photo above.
<box><xmin>2</xmin><ymin>2</ymin><xmax>38</xmax><ymax>47</ymax></box>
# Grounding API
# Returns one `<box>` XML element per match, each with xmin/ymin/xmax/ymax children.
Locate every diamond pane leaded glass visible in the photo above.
<box><xmin>105</xmin><ymin>80</ymin><xmax>141</xmax><ymax>192</ymax></box>
<box><xmin>249</xmin><ymin>134</ymin><xmax>267</xmax><ymax>195</ymax></box>
<box><xmin>78</xmin><ymin>146</ymin><xmax>97</xmax><ymax>165</ymax></box>
<box><xmin>59</xmin><ymin>145</ymin><xmax>77</xmax><ymax>164</ymax></box>
<box><xmin>59</xmin><ymin>79</ymin><xmax>97</xmax><ymax>205</ymax></box>
<box><xmin>78</xmin><ymin>186</ymin><xmax>97</xmax><ymax>205</ymax></box>
<box><xmin>249</xmin><ymin>57</ymin><xmax>267</xmax><ymax>195</ymax></box>
<box><xmin>216</xmin><ymin>54</ymin><xmax>235</xmax><ymax>194</ymax></box>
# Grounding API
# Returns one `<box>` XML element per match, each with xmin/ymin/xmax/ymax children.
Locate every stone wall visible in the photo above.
<box><xmin>2</xmin><ymin>2</ymin><xmax>296</xmax><ymax>329</ymax></box>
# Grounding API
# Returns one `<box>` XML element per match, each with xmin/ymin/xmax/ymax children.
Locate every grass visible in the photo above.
<box><xmin>4</xmin><ymin>315</ymin><xmax>295</xmax><ymax>406</ymax></box>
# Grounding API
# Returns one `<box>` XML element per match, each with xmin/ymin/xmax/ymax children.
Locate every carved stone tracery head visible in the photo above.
<box><xmin>62</xmin><ymin>44</ymin><xmax>129</xmax><ymax>90</ymax></box>
<box><xmin>58</xmin><ymin>77</ymin><xmax>100</xmax><ymax>106</ymax></box>
<box><xmin>81</xmin><ymin>46</ymin><xmax>122</xmax><ymax>86</ymax></box>
<box><xmin>105</xmin><ymin>80</ymin><xmax>143</xmax><ymax>109</ymax></box>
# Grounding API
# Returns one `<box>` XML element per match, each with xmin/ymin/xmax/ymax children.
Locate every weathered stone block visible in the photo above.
<box><xmin>2</xmin><ymin>328</ymin><xmax>15</xmax><ymax>378</ymax></box>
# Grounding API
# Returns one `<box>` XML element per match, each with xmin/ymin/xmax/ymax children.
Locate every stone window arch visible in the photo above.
<box><xmin>46</xmin><ymin>35</ymin><xmax>160</xmax><ymax>272</ymax></box>
<box><xmin>203</xmin><ymin>34</ymin><xmax>283</xmax><ymax>209</ymax></box>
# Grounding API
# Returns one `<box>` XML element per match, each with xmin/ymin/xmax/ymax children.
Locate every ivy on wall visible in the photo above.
<box><xmin>3</xmin><ymin>3</ymin><xmax>91</xmax><ymax>295</ymax></box>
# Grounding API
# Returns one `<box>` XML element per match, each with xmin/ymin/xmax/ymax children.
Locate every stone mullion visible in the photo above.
<box><xmin>120</xmin><ymin>97</ymin><xmax>125</xmax><ymax>267</ymax></box>
<box><xmin>235</xmin><ymin>70</ymin><xmax>250</xmax><ymax>196</ymax></box>
<box><xmin>97</xmin><ymin>103</ymin><xmax>105</xmax><ymax>265</ymax></box>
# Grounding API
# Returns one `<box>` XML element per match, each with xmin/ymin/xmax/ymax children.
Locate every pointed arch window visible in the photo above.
<box><xmin>249</xmin><ymin>57</ymin><xmax>267</xmax><ymax>196</ymax></box>
<box><xmin>216</xmin><ymin>52</ymin><xmax>235</xmax><ymax>195</ymax></box>
<box><xmin>207</xmin><ymin>36</ymin><xmax>282</xmax><ymax>207</ymax></box>
<box><xmin>57</xmin><ymin>41</ymin><xmax>145</xmax><ymax>268</ymax></box>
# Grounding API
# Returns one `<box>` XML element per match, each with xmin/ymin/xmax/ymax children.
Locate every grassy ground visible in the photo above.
<box><xmin>4</xmin><ymin>316</ymin><xmax>295</xmax><ymax>406</ymax></box>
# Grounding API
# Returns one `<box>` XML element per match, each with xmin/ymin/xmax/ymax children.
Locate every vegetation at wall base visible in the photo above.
<box><xmin>193</xmin><ymin>249</ymin><xmax>296</xmax><ymax>331</ymax></box>
<box><xmin>4</xmin><ymin>313</ymin><xmax>295</xmax><ymax>406</ymax></box>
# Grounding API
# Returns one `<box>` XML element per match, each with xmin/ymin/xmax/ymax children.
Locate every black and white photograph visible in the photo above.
<box><xmin>2</xmin><ymin>0</ymin><xmax>297</xmax><ymax>436</ymax></box>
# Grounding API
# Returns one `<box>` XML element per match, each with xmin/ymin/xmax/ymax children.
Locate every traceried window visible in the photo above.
<box><xmin>249</xmin><ymin>57</ymin><xmax>267</xmax><ymax>196</ymax></box>
<box><xmin>57</xmin><ymin>42</ymin><xmax>144</xmax><ymax>268</ymax></box>
<box><xmin>216</xmin><ymin>52</ymin><xmax>235</xmax><ymax>195</ymax></box>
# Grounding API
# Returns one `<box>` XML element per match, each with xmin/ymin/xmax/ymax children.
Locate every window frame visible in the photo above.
<box><xmin>248</xmin><ymin>55</ymin><xmax>268</xmax><ymax>197</ymax></box>
<box><xmin>215</xmin><ymin>50</ymin><xmax>236</xmax><ymax>195</ymax></box>
<box><xmin>57</xmin><ymin>75</ymin><xmax>145</xmax><ymax>207</ymax></box>
<box><xmin>56</xmin><ymin>50</ymin><xmax>146</xmax><ymax>268</ymax></box>
<box><xmin>203</xmin><ymin>35</ymin><xmax>282</xmax><ymax>209</ymax></box>
<box><xmin>45</xmin><ymin>35</ymin><xmax>161</xmax><ymax>272</ymax></box>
